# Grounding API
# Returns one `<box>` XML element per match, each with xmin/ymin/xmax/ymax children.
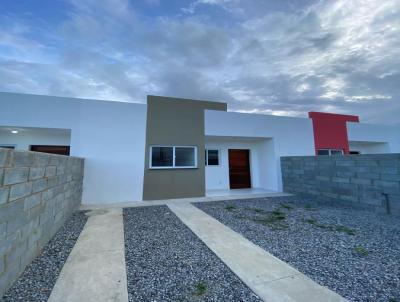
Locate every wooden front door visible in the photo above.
<box><xmin>228</xmin><ymin>149</ymin><xmax>251</xmax><ymax>189</ymax></box>
<box><xmin>30</xmin><ymin>145</ymin><xmax>70</xmax><ymax>156</ymax></box>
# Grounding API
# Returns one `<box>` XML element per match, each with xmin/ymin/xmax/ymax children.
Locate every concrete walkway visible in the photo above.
<box><xmin>168</xmin><ymin>202</ymin><xmax>347</xmax><ymax>302</ymax></box>
<box><xmin>80</xmin><ymin>191</ymin><xmax>292</xmax><ymax>211</ymax></box>
<box><xmin>48</xmin><ymin>208</ymin><xmax>128</xmax><ymax>302</ymax></box>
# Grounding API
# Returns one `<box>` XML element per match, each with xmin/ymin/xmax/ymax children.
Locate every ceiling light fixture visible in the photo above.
<box><xmin>11</xmin><ymin>130</ymin><xmax>18</xmax><ymax>134</ymax></box>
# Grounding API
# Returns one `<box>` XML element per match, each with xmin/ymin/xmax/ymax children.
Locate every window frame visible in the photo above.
<box><xmin>149</xmin><ymin>145</ymin><xmax>198</xmax><ymax>169</ymax></box>
<box><xmin>317</xmin><ymin>149</ymin><xmax>344</xmax><ymax>156</ymax></box>
<box><xmin>0</xmin><ymin>145</ymin><xmax>16</xmax><ymax>149</ymax></box>
<box><xmin>205</xmin><ymin>149</ymin><xmax>220</xmax><ymax>166</ymax></box>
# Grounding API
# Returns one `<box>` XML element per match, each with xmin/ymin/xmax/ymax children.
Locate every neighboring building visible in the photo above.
<box><xmin>1</xmin><ymin>92</ymin><xmax>399</xmax><ymax>204</ymax></box>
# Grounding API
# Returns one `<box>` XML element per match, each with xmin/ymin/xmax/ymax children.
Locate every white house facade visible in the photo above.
<box><xmin>1</xmin><ymin>92</ymin><xmax>399</xmax><ymax>205</ymax></box>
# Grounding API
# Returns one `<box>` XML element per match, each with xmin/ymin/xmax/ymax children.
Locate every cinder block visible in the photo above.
<box><xmin>47</xmin><ymin>176</ymin><xmax>58</xmax><ymax>188</ymax></box>
<box><xmin>0</xmin><ymin>198</ymin><xmax>24</xmax><ymax>224</ymax></box>
<box><xmin>45</xmin><ymin>166</ymin><xmax>57</xmax><ymax>177</ymax></box>
<box><xmin>32</xmin><ymin>178</ymin><xmax>48</xmax><ymax>193</ymax></box>
<box><xmin>29</xmin><ymin>167</ymin><xmax>45</xmax><ymax>180</ymax></box>
<box><xmin>6</xmin><ymin>213</ymin><xmax>29</xmax><ymax>236</ymax></box>
<box><xmin>356</xmin><ymin>160</ymin><xmax>378</xmax><ymax>167</ymax></box>
<box><xmin>48</xmin><ymin>156</ymin><xmax>60</xmax><ymax>166</ymax></box>
<box><xmin>0</xmin><ymin>149</ymin><xmax>10</xmax><ymax>168</ymax></box>
<box><xmin>339</xmin><ymin>195</ymin><xmax>358</xmax><ymax>202</ymax></box>
<box><xmin>57</xmin><ymin>165</ymin><xmax>66</xmax><ymax>176</ymax></box>
<box><xmin>9</xmin><ymin>183</ymin><xmax>33</xmax><ymax>201</ymax></box>
<box><xmin>24</xmin><ymin>193</ymin><xmax>42</xmax><ymax>210</ymax></box>
<box><xmin>0</xmin><ymin>222</ymin><xmax>5</xmax><ymax>241</ymax></box>
<box><xmin>332</xmin><ymin>177</ymin><xmax>350</xmax><ymax>183</ymax></box>
<box><xmin>350</xmin><ymin>178</ymin><xmax>372</xmax><ymax>185</ymax></box>
<box><xmin>0</xmin><ymin>187</ymin><xmax>9</xmax><ymax>205</ymax></box>
<box><xmin>381</xmin><ymin>174</ymin><xmax>400</xmax><ymax>181</ymax></box>
<box><xmin>3</xmin><ymin>168</ymin><xmax>29</xmax><ymax>185</ymax></box>
<box><xmin>357</xmin><ymin>172</ymin><xmax>379</xmax><ymax>179</ymax></box>
<box><xmin>373</xmin><ymin>167</ymin><xmax>398</xmax><ymax>175</ymax></box>
<box><xmin>12</xmin><ymin>151</ymin><xmax>34</xmax><ymax>167</ymax></box>
<box><xmin>374</xmin><ymin>180</ymin><xmax>399</xmax><ymax>188</ymax></box>
<box><xmin>0</xmin><ymin>254</ymin><xmax>4</xmax><ymax>275</ymax></box>
<box><xmin>33</xmin><ymin>153</ymin><xmax>49</xmax><ymax>166</ymax></box>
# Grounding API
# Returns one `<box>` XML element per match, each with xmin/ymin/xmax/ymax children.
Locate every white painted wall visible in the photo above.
<box><xmin>347</xmin><ymin>122</ymin><xmax>400</xmax><ymax>153</ymax></box>
<box><xmin>0</xmin><ymin>127</ymin><xmax>71</xmax><ymax>150</ymax></box>
<box><xmin>0</xmin><ymin>92</ymin><xmax>147</xmax><ymax>204</ymax></box>
<box><xmin>205</xmin><ymin>110</ymin><xmax>315</xmax><ymax>191</ymax></box>
<box><xmin>349</xmin><ymin>141</ymin><xmax>390</xmax><ymax>154</ymax></box>
<box><xmin>205</xmin><ymin>137</ymin><xmax>277</xmax><ymax>191</ymax></box>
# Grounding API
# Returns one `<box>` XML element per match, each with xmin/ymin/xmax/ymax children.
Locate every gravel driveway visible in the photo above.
<box><xmin>124</xmin><ymin>205</ymin><xmax>261</xmax><ymax>302</ymax></box>
<box><xmin>2</xmin><ymin>211</ymin><xmax>88</xmax><ymax>302</ymax></box>
<box><xmin>196</xmin><ymin>197</ymin><xmax>400</xmax><ymax>302</ymax></box>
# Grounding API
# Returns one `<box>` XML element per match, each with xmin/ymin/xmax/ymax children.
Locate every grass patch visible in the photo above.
<box><xmin>252</xmin><ymin>208</ymin><xmax>265</xmax><ymax>213</ymax></box>
<box><xmin>193</xmin><ymin>282</ymin><xmax>207</xmax><ymax>297</ymax></box>
<box><xmin>254</xmin><ymin>209</ymin><xmax>288</xmax><ymax>230</ymax></box>
<box><xmin>303</xmin><ymin>218</ymin><xmax>356</xmax><ymax>235</ymax></box>
<box><xmin>304</xmin><ymin>204</ymin><xmax>313</xmax><ymax>210</ymax></box>
<box><xmin>280</xmin><ymin>203</ymin><xmax>294</xmax><ymax>210</ymax></box>
<box><xmin>304</xmin><ymin>218</ymin><xmax>317</xmax><ymax>225</ymax></box>
<box><xmin>335</xmin><ymin>225</ymin><xmax>356</xmax><ymax>235</ymax></box>
<box><xmin>389</xmin><ymin>299</ymin><xmax>398</xmax><ymax>302</ymax></box>
<box><xmin>354</xmin><ymin>245</ymin><xmax>369</xmax><ymax>256</ymax></box>
<box><xmin>225</xmin><ymin>205</ymin><xmax>236</xmax><ymax>211</ymax></box>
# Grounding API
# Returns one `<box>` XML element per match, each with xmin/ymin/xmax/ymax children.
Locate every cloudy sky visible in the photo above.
<box><xmin>1</xmin><ymin>0</ymin><xmax>399</xmax><ymax>124</ymax></box>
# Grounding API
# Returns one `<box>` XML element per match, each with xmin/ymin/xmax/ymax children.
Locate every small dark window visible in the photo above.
<box><xmin>175</xmin><ymin>147</ymin><xmax>196</xmax><ymax>167</ymax></box>
<box><xmin>30</xmin><ymin>145</ymin><xmax>70</xmax><ymax>155</ymax></box>
<box><xmin>317</xmin><ymin>149</ymin><xmax>329</xmax><ymax>155</ymax></box>
<box><xmin>0</xmin><ymin>145</ymin><xmax>15</xmax><ymax>149</ymax></box>
<box><xmin>350</xmin><ymin>151</ymin><xmax>360</xmax><ymax>155</ymax></box>
<box><xmin>206</xmin><ymin>149</ymin><xmax>219</xmax><ymax>165</ymax></box>
<box><xmin>151</xmin><ymin>146</ymin><xmax>173</xmax><ymax>167</ymax></box>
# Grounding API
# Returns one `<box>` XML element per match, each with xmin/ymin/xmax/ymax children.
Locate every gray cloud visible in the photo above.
<box><xmin>0</xmin><ymin>0</ymin><xmax>399</xmax><ymax>124</ymax></box>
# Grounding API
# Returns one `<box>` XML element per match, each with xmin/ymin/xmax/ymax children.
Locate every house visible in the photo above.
<box><xmin>1</xmin><ymin>92</ymin><xmax>399</xmax><ymax>204</ymax></box>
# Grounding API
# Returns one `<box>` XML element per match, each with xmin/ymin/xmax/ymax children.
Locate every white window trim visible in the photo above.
<box><xmin>149</xmin><ymin>145</ymin><xmax>198</xmax><ymax>169</ymax></box>
<box><xmin>205</xmin><ymin>149</ymin><xmax>220</xmax><ymax>166</ymax></box>
<box><xmin>317</xmin><ymin>149</ymin><xmax>344</xmax><ymax>156</ymax></box>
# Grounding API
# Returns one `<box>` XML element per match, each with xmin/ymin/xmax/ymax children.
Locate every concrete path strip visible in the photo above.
<box><xmin>48</xmin><ymin>208</ymin><xmax>128</xmax><ymax>302</ymax></box>
<box><xmin>168</xmin><ymin>203</ymin><xmax>347</xmax><ymax>302</ymax></box>
<box><xmin>79</xmin><ymin>191</ymin><xmax>293</xmax><ymax>211</ymax></box>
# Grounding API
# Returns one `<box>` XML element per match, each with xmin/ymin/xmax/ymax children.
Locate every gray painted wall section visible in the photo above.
<box><xmin>143</xmin><ymin>95</ymin><xmax>227</xmax><ymax>200</ymax></box>
<box><xmin>281</xmin><ymin>154</ymin><xmax>400</xmax><ymax>215</ymax></box>
<box><xmin>0</xmin><ymin>148</ymin><xmax>84</xmax><ymax>296</ymax></box>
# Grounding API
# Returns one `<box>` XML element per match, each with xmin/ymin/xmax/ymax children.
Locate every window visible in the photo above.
<box><xmin>175</xmin><ymin>147</ymin><xmax>196</xmax><ymax>167</ymax></box>
<box><xmin>151</xmin><ymin>146</ymin><xmax>173</xmax><ymax>167</ymax></box>
<box><xmin>150</xmin><ymin>146</ymin><xmax>197</xmax><ymax>169</ymax></box>
<box><xmin>0</xmin><ymin>145</ymin><xmax>15</xmax><ymax>149</ymax></box>
<box><xmin>30</xmin><ymin>145</ymin><xmax>70</xmax><ymax>155</ymax></box>
<box><xmin>317</xmin><ymin>149</ymin><xmax>344</xmax><ymax>156</ymax></box>
<box><xmin>317</xmin><ymin>149</ymin><xmax>329</xmax><ymax>155</ymax></box>
<box><xmin>205</xmin><ymin>149</ymin><xmax>219</xmax><ymax>166</ymax></box>
<box><xmin>350</xmin><ymin>151</ymin><xmax>360</xmax><ymax>155</ymax></box>
<box><xmin>330</xmin><ymin>149</ymin><xmax>344</xmax><ymax>155</ymax></box>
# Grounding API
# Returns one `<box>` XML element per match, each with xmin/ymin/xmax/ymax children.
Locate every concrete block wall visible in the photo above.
<box><xmin>281</xmin><ymin>154</ymin><xmax>400</xmax><ymax>214</ymax></box>
<box><xmin>0</xmin><ymin>148</ymin><xmax>84</xmax><ymax>297</ymax></box>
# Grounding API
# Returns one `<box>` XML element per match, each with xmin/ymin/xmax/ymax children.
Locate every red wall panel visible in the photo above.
<box><xmin>308</xmin><ymin>112</ymin><xmax>359</xmax><ymax>155</ymax></box>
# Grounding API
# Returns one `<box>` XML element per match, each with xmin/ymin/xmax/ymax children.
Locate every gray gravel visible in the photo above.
<box><xmin>1</xmin><ymin>211</ymin><xmax>88</xmax><ymax>302</ymax></box>
<box><xmin>196</xmin><ymin>197</ymin><xmax>400</xmax><ymax>302</ymax></box>
<box><xmin>124</xmin><ymin>205</ymin><xmax>262</xmax><ymax>302</ymax></box>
